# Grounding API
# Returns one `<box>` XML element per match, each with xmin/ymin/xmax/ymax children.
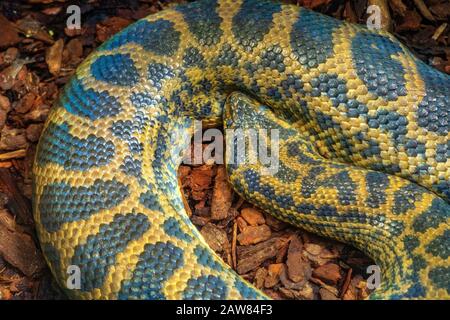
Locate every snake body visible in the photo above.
<box><xmin>33</xmin><ymin>0</ymin><xmax>449</xmax><ymax>299</ymax></box>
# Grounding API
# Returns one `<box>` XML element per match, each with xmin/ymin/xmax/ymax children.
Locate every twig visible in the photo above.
<box><xmin>413</xmin><ymin>0</ymin><xmax>435</xmax><ymax>21</ymax></box>
<box><xmin>232</xmin><ymin>220</ymin><xmax>238</xmax><ymax>270</ymax></box>
<box><xmin>0</xmin><ymin>149</ymin><xmax>26</xmax><ymax>161</ymax></box>
<box><xmin>340</xmin><ymin>268</ymin><xmax>353</xmax><ymax>298</ymax></box>
<box><xmin>432</xmin><ymin>23</ymin><xmax>447</xmax><ymax>41</ymax></box>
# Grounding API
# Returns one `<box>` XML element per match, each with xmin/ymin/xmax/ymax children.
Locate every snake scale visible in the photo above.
<box><xmin>32</xmin><ymin>0</ymin><xmax>449</xmax><ymax>299</ymax></box>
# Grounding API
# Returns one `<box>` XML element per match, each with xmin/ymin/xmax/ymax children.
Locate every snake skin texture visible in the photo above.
<box><xmin>32</xmin><ymin>0</ymin><xmax>449</xmax><ymax>299</ymax></box>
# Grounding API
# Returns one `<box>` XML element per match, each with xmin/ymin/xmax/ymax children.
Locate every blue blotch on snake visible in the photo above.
<box><xmin>309</xmin><ymin>73</ymin><xmax>369</xmax><ymax>118</ymax></box>
<box><xmin>302</xmin><ymin>169</ymin><xmax>357</xmax><ymax>205</ymax></box>
<box><xmin>428</xmin><ymin>267</ymin><xmax>449</xmax><ymax>294</ymax></box>
<box><xmin>194</xmin><ymin>245</ymin><xmax>223</xmax><ymax>271</ymax></box>
<box><xmin>183</xmin><ymin>47</ymin><xmax>207</xmax><ymax>68</ymax></box>
<box><xmin>120</xmin><ymin>155</ymin><xmax>142</xmax><ymax>178</ymax></box>
<box><xmin>131</xmin><ymin>92</ymin><xmax>168</xmax><ymax>109</ymax></box>
<box><xmin>71</xmin><ymin>213</ymin><xmax>150</xmax><ymax>291</ymax></box>
<box><xmin>405</xmin><ymin>139</ymin><xmax>427</xmax><ymax>157</ymax></box>
<box><xmin>60</xmin><ymin>77</ymin><xmax>122</xmax><ymax>120</ymax></box>
<box><xmin>176</xmin><ymin>0</ymin><xmax>222</xmax><ymax>46</ymax></box>
<box><xmin>39</xmin><ymin>179</ymin><xmax>129</xmax><ymax>233</ymax></box>
<box><xmin>91</xmin><ymin>53</ymin><xmax>139</xmax><ymax>86</ymax></box>
<box><xmin>37</xmin><ymin>122</ymin><xmax>115</xmax><ymax>170</ymax></box>
<box><xmin>415</xmin><ymin>59</ymin><xmax>449</xmax><ymax>136</ymax></box>
<box><xmin>365</xmin><ymin>172</ymin><xmax>389</xmax><ymax>208</ymax></box>
<box><xmin>183</xmin><ymin>275</ymin><xmax>228</xmax><ymax>299</ymax></box>
<box><xmin>352</xmin><ymin>32</ymin><xmax>407</xmax><ymax>101</ymax></box>
<box><xmin>290</xmin><ymin>9</ymin><xmax>342</xmax><ymax>68</ymax></box>
<box><xmin>435</xmin><ymin>142</ymin><xmax>449</xmax><ymax>163</ymax></box>
<box><xmin>260</xmin><ymin>45</ymin><xmax>286</xmax><ymax>72</ymax></box>
<box><xmin>232</xmin><ymin>0</ymin><xmax>282</xmax><ymax>51</ymax></box>
<box><xmin>215</xmin><ymin>44</ymin><xmax>240</xmax><ymax>66</ymax></box>
<box><xmin>139</xmin><ymin>189</ymin><xmax>163</xmax><ymax>212</ymax></box>
<box><xmin>100</xmin><ymin>19</ymin><xmax>180</xmax><ymax>56</ymax></box>
<box><xmin>368</xmin><ymin>110</ymin><xmax>408</xmax><ymax>145</ymax></box>
<box><xmin>392</xmin><ymin>184</ymin><xmax>425</xmax><ymax>215</ymax></box>
<box><xmin>273</xmin><ymin>162</ymin><xmax>299</xmax><ymax>183</ymax></box>
<box><xmin>412</xmin><ymin>198</ymin><xmax>450</xmax><ymax>233</ymax></box>
<box><xmin>148</xmin><ymin>63</ymin><xmax>175</xmax><ymax>90</ymax></box>
<box><xmin>163</xmin><ymin>217</ymin><xmax>192</xmax><ymax>241</ymax></box>
<box><xmin>425</xmin><ymin>230</ymin><xmax>449</xmax><ymax>260</ymax></box>
<box><xmin>110</xmin><ymin>120</ymin><xmax>144</xmax><ymax>155</ymax></box>
<box><xmin>118</xmin><ymin>241</ymin><xmax>184</xmax><ymax>299</ymax></box>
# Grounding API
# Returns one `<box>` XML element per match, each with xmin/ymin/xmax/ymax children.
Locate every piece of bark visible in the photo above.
<box><xmin>46</xmin><ymin>39</ymin><xmax>64</xmax><ymax>76</ymax></box>
<box><xmin>275</xmin><ymin>239</ymin><xmax>290</xmax><ymax>263</ymax></box>
<box><xmin>96</xmin><ymin>17</ymin><xmax>133</xmax><ymax>43</ymax></box>
<box><xmin>389</xmin><ymin>0</ymin><xmax>408</xmax><ymax>16</ymax></box>
<box><xmin>397</xmin><ymin>11</ymin><xmax>422</xmax><ymax>32</ymax></box>
<box><xmin>264</xmin><ymin>263</ymin><xmax>283</xmax><ymax>288</ymax></box>
<box><xmin>0</xmin><ymin>212</ymin><xmax>45</xmax><ymax>277</ymax></box>
<box><xmin>237</xmin><ymin>224</ymin><xmax>271</xmax><ymax>246</ymax></box>
<box><xmin>210</xmin><ymin>166</ymin><xmax>233</xmax><ymax>220</ymax></box>
<box><xmin>0</xmin><ymin>127</ymin><xmax>27</xmax><ymax>151</ymax></box>
<box><xmin>241</xmin><ymin>207</ymin><xmax>265</xmax><ymax>226</ymax></box>
<box><xmin>312</xmin><ymin>263</ymin><xmax>342</xmax><ymax>285</ymax></box>
<box><xmin>237</xmin><ymin>237</ymin><xmax>287</xmax><ymax>274</ymax></box>
<box><xmin>190</xmin><ymin>165</ymin><xmax>214</xmax><ymax>191</ymax></box>
<box><xmin>236</xmin><ymin>216</ymin><xmax>248</xmax><ymax>232</ymax></box>
<box><xmin>0</xmin><ymin>169</ymin><xmax>33</xmax><ymax>225</ymax></box>
<box><xmin>200</xmin><ymin>223</ymin><xmax>229</xmax><ymax>253</ymax></box>
<box><xmin>320</xmin><ymin>288</ymin><xmax>340</xmax><ymax>300</ymax></box>
<box><xmin>191</xmin><ymin>215</ymin><xmax>210</xmax><ymax>227</ymax></box>
<box><xmin>64</xmin><ymin>38</ymin><xmax>83</xmax><ymax>64</ymax></box>
<box><xmin>26</xmin><ymin>123</ymin><xmax>44</xmax><ymax>143</ymax></box>
<box><xmin>264</xmin><ymin>213</ymin><xmax>288</xmax><ymax>231</ymax></box>
<box><xmin>14</xmin><ymin>92</ymin><xmax>36</xmax><ymax>114</ymax></box>
<box><xmin>0</xmin><ymin>94</ymin><xmax>11</xmax><ymax>111</ymax></box>
<box><xmin>0</xmin><ymin>15</ymin><xmax>21</xmax><ymax>48</ymax></box>
<box><xmin>280</xmin><ymin>261</ymin><xmax>310</xmax><ymax>290</ymax></box>
<box><xmin>254</xmin><ymin>267</ymin><xmax>267</xmax><ymax>289</ymax></box>
<box><xmin>286</xmin><ymin>235</ymin><xmax>311</xmax><ymax>283</ymax></box>
<box><xmin>340</xmin><ymin>268</ymin><xmax>353</xmax><ymax>298</ymax></box>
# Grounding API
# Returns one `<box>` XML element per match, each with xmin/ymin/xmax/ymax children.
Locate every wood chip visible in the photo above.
<box><xmin>254</xmin><ymin>267</ymin><xmax>267</xmax><ymax>289</ymax></box>
<box><xmin>46</xmin><ymin>39</ymin><xmax>64</xmax><ymax>76</ymax></box>
<box><xmin>0</xmin><ymin>127</ymin><xmax>27</xmax><ymax>151</ymax></box>
<box><xmin>286</xmin><ymin>235</ymin><xmax>311</xmax><ymax>284</ymax></box>
<box><xmin>0</xmin><ymin>169</ymin><xmax>33</xmax><ymax>225</ymax></box>
<box><xmin>312</xmin><ymin>263</ymin><xmax>342</xmax><ymax>285</ymax></box>
<box><xmin>96</xmin><ymin>17</ymin><xmax>133</xmax><ymax>43</ymax></box>
<box><xmin>264</xmin><ymin>263</ymin><xmax>283</xmax><ymax>288</ymax></box>
<box><xmin>0</xmin><ymin>212</ymin><xmax>45</xmax><ymax>277</ymax></box>
<box><xmin>210</xmin><ymin>166</ymin><xmax>233</xmax><ymax>220</ymax></box>
<box><xmin>236</xmin><ymin>224</ymin><xmax>271</xmax><ymax>246</ymax></box>
<box><xmin>237</xmin><ymin>237</ymin><xmax>287</xmax><ymax>274</ymax></box>
<box><xmin>320</xmin><ymin>287</ymin><xmax>340</xmax><ymax>300</ymax></box>
<box><xmin>240</xmin><ymin>207</ymin><xmax>265</xmax><ymax>226</ymax></box>
<box><xmin>200</xmin><ymin>223</ymin><xmax>228</xmax><ymax>253</ymax></box>
<box><xmin>389</xmin><ymin>0</ymin><xmax>408</xmax><ymax>16</ymax></box>
<box><xmin>0</xmin><ymin>15</ymin><xmax>21</xmax><ymax>48</ymax></box>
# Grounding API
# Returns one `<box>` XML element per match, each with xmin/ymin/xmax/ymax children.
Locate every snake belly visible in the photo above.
<box><xmin>32</xmin><ymin>0</ymin><xmax>449</xmax><ymax>299</ymax></box>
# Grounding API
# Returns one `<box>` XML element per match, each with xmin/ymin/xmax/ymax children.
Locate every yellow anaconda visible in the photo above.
<box><xmin>32</xmin><ymin>0</ymin><xmax>449</xmax><ymax>299</ymax></box>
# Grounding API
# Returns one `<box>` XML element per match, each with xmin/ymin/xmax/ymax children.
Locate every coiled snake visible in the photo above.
<box><xmin>33</xmin><ymin>0</ymin><xmax>449</xmax><ymax>299</ymax></box>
